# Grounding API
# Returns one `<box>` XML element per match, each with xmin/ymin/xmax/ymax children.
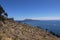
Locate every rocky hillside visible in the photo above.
<box><xmin>0</xmin><ymin>20</ymin><xmax>60</xmax><ymax>40</ymax></box>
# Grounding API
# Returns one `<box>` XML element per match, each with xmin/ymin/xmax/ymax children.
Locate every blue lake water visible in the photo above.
<box><xmin>21</xmin><ymin>20</ymin><xmax>60</xmax><ymax>36</ymax></box>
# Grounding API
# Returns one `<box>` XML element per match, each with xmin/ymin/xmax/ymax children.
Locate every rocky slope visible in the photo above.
<box><xmin>0</xmin><ymin>20</ymin><xmax>60</xmax><ymax>40</ymax></box>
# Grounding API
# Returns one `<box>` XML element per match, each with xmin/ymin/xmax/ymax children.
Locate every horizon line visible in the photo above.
<box><xmin>14</xmin><ymin>17</ymin><xmax>60</xmax><ymax>20</ymax></box>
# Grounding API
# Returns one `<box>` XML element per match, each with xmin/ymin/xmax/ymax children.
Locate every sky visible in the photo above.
<box><xmin>0</xmin><ymin>0</ymin><xmax>60</xmax><ymax>20</ymax></box>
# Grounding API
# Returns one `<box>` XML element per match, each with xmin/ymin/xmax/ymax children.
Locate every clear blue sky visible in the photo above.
<box><xmin>0</xmin><ymin>0</ymin><xmax>60</xmax><ymax>20</ymax></box>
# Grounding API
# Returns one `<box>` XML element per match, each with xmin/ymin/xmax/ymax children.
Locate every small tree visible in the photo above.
<box><xmin>0</xmin><ymin>5</ymin><xmax>8</xmax><ymax>22</ymax></box>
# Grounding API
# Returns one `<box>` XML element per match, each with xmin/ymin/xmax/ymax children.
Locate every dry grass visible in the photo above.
<box><xmin>0</xmin><ymin>20</ymin><xmax>60</xmax><ymax>40</ymax></box>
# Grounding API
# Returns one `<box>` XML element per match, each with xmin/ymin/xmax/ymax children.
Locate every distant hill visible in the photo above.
<box><xmin>0</xmin><ymin>20</ymin><xmax>60</xmax><ymax>40</ymax></box>
<box><xmin>22</xmin><ymin>19</ymin><xmax>40</xmax><ymax>21</ymax></box>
